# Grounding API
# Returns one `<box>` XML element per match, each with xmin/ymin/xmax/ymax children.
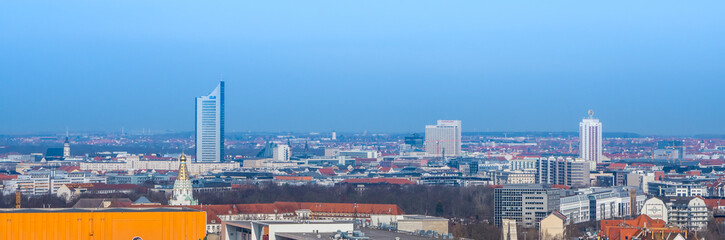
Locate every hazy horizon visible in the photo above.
<box><xmin>2</xmin><ymin>1</ymin><xmax>725</xmax><ymax>135</ymax></box>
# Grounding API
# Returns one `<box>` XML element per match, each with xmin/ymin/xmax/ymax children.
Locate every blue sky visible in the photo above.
<box><xmin>1</xmin><ymin>1</ymin><xmax>724</xmax><ymax>135</ymax></box>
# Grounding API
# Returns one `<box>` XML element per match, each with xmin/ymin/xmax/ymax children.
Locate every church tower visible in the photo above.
<box><xmin>169</xmin><ymin>153</ymin><xmax>198</xmax><ymax>206</ymax></box>
<box><xmin>63</xmin><ymin>137</ymin><xmax>70</xmax><ymax>158</ymax></box>
<box><xmin>63</xmin><ymin>129</ymin><xmax>70</xmax><ymax>158</ymax></box>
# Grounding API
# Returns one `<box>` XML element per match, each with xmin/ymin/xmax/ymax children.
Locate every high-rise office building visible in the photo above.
<box><xmin>425</xmin><ymin>120</ymin><xmax>462</xmax><ymax>157</ymax></box>
<box><xmin>579</xmin><ymin>110</ymin><xmax>602</xmax><ymax>168</ymax></box>
<box><xmin>494</xmin><ymin>184</ymin><xmax>561</xmax><ymax>227</ymax></box>
<box><xmin>195</xmin><ymin>81</ymin><xmax>225</xmax><ymax>162</ymax></box>
<box><xmin>535</xmin><ymin>157</ymin><xmax>590</xmax><ymax>188</ymax></box>
<box><xmin>273</xmin><ymin>144</ymin><xmax>291</xmax><ymax>161</ymax></box>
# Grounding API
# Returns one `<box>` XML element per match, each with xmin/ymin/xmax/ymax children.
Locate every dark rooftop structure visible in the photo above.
<box><xmin>45</xmin><ymin>147</ymin><xmax>64</xmax><ymax>160</ymax></box>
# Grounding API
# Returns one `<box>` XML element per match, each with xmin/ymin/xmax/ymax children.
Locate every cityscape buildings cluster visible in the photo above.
<box><xmin>1</xmin><ymin>82</ymin><xmax>725</xmax><ymax>239</ymax></box>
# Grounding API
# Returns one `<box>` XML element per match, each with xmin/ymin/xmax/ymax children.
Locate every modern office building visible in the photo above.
<box><xmin>2</xmin><ymin>170</ymin><xmax>106</xmax><ymax>195</ymax></box>
<box><xmin>425</xmin><ymin>120</ymin><xmax>462</xmax><ymax>157</ymax></box>
<box><xmin>196</xmin><ymin>81</ymin><xmax>225</xmax><ymax>162</ymax></box>
<box><xmin>579</xmin><ymin>110</ymin><xmax>602</xmax><ymax>168</ymax></box>
<box><xmin>338</xmin><ymin>150</ymin><xmax>378</xmax><ymax>159</ymax></box>
<box><xmin>404</xmin><ymin>133</ymin><xmax>425</xmax><ymax>150</ymax></box>
<box><xmin>558</xmin><ymin>187</ymin><xmax>646</xmax><ymax>225</ymax></box>
<box><xmin>647</xmin><ymin>181</ymin><xmax>708</xmax><ymax>197</ymax></box>
<box><xmin>273</xmin><ymin>144</ymin><xmax>291</xmax><ymax>161</ymax></box>
<box><xmin>494</xmin><ymin>184</ymin><xmax>562</xmax><ymax>227</ymax></box>
<box><xmin>535</xmin><ymin>157</ymin><xmax>590</xmax><ymax>188</ymax></box>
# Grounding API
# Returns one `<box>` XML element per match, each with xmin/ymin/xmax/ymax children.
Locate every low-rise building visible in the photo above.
<box><xmin>57</xmin><ymin>183</ymin><xmax>144</xmax><ymax>202</ymax></box>
<box><xmin>2</xmin><ymin>171</ymin><xmax>106</xmax><ymax>195</ymax></box>
<box><xmin>648</xmin><ymin>181</ymin><xmax>707</xmax><ymax>197</ymax></box>
<box><xmin>559</xmin><ymin>187</ymin><xmax>645</xmax><ymax>225</ymax></box>
<box><xmin>539</xmin><ymin>211</ymin><xmax>566</xmax><ymax>240</ymax></box>
<box><xmin>665</xmin><ymin>197</ymin><xmax>708</xmax><ymax>230</ymax></box>
<box><xmin>642</xmin><ymin>196</ymin><xmax>709</xmax><ymax>230</ymax></box>
<box><xmin>598</xmin><ymin>215</ymin><xmax>695</xmax><ymax>240</ymax></box>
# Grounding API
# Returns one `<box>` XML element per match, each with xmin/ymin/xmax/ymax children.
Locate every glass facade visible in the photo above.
<box><xmin>195</xmin><ymin>81</ymin><xmax>225</xmax><ymax>162</ymax></box>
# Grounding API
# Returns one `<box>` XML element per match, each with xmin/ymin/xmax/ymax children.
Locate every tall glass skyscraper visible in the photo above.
<box><xmin>195</xmin><ymin>81</ymin><xmax>224</xmax><ymax>162</ymax></box>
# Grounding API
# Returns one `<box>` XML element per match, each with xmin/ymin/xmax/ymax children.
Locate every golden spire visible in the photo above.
<box><xmin>177</xmin><ymin>152</ymin><xmax>189</xmax><ymax>180</ymax></box>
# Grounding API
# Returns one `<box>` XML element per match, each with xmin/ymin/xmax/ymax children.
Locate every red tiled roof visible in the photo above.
<box><xmin>607</xmin><ymin>163</ymin><xmax>627</xmax><ymax>170</ymax></box>
<box><xmin>551</xmin><ymin>210</ymin><xmax>567</xmax><ymax>221</ymax></box>
<box><xmin>0</xmin><ymin>174</ymin><xmax>18</xmax><ymax>180</ymax></box>
<box><xmin>631</xmin><ymin>163</ymin><xmax>655</xmax><ymax>167</ymax></box>
<box><xmin>551</xmin><ymin>185</ymin><xmax>571</xmax><ymax>190</ymax></box>
<box><xmin>599</xmin><ymin>215</ymin><xmax>678</xmax><ymax>240</ymax></box>
<box><xmin>340</xmin><ymin>178</ymin><xmax>414</xmax><ymax>185</ymax></box>
<box><xmin>703</xmin><ymin>198</ymin><xmax>725</xmax><ymax>211</ymax></box>
<box><xmin>699</xmin><ymin>159</ymin><xmax>725</xmax><ymax>166</ymax></box>
<box><xmin>59</xmin><ymin>166</ymin><xmax>81</xmax><ymax>172</ymax></box>
<box><xmin>318</xmin><ymin>168</ymin><xmax>336</xmax><ymax>176</ymax></box>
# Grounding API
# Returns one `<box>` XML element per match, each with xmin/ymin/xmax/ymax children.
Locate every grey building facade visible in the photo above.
<box><xmin>494</xmin><ymin>184</ymin><xmax>562</xmax><ymax>228</ymax></box>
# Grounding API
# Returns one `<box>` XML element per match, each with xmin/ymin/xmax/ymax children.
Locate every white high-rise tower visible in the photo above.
<box><xmin>195</xmin><ymin>81</ymin><xmax>225</xmax><ymax>162</ymax></box>
<box><xmin>425</xmin><ymin>120</ymin><xmax>462</xmax><ymax>157</ymax></box>
<box><xmin>580</xmin><ymin>110</ymin><xmax>602</xmax><ymax>170</ymax></box>
<box><xmin>273</xmin><ymin>144</ymin><xmax>291</xmax><ymax>161</ymax></box>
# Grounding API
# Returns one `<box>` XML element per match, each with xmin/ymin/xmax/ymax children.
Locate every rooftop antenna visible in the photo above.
<box><xmin>66</xmin><ymin>127</ymin><xmax>69</xmax><ymax>138</ymax></box>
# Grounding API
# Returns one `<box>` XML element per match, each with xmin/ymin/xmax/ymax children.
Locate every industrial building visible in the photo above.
<box><xmin>0</xmin><ymin>207</ymin><xmax>207</xmax><ymax>240</ymax></box>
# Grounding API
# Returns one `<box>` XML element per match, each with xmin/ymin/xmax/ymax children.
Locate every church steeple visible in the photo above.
<box><xmin>169</xmin><ymin>152</ymin><xmax>197</xmax><ymax>206</ymax></box>
<box><xmin>63</xmin><ymin>129</ymin><xmax>70</xmax><ymax>158</ymax></box>
<box><xmin>177</xmin><ymin>152</ymin><xmax>189</xmax><ymax>180</ymax></box>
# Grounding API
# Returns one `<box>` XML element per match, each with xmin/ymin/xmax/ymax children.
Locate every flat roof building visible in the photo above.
<box><xmin>494</xmin><ymin>184</ymin><xmax>561</xmax><ymax>228</ymax></box>
<box><xmin>0</xmin><ymin>207</ymin><xmax>207</xmax><ymax>240</ymax></box>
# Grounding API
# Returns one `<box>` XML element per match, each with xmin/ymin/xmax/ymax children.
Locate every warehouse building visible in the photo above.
<box><xmin>0</xmin><ymin>207</ymin><xmax>207</xmax><ymax>240</ymax></box>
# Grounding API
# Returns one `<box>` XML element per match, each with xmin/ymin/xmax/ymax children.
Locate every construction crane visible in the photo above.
<box><xmin>16</xmin><ymin>191</ymin><xmax>21</xmax><ymax>208</ymax></box>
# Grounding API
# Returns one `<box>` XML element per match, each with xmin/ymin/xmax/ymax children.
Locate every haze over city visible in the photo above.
<box><xmin>2</xmin><ymin>1</ymin><xmax>725</xmax><ymax>135</ymax></box>
<box><xmin>5</xmin><ymin>2</ymin><xmax>725</xmax><ymax>240</ymax></box>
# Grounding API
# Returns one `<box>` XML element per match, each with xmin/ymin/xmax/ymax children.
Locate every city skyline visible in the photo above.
<box><xmin>3</xmin><ymin>2</ymin><xmax>725</xmax><ymax>240</ymax></box>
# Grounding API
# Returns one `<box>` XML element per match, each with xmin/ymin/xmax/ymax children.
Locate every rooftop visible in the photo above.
<box><xmin>276</xmin><ymin>228</ymin><xmax>440</xmax><ymax>240</ymax></box>
<box><xmin>0</xmin><ymin>207</ymin><xmax>202</xmax><ymax>213</ymax></box>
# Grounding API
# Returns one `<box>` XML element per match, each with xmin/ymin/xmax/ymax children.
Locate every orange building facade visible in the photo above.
<box><xmin>0</xmin><ymin>208</ymin><xmax>206</xmax><ymax>240</ymax></box>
